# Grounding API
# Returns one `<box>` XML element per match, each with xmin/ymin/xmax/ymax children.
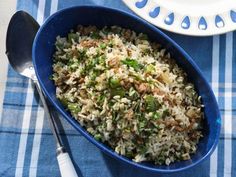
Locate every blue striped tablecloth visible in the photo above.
<box><xmin>0</xmin><ymin>0</ymin><xmax>235</xmax><ymax>177</ymax></box>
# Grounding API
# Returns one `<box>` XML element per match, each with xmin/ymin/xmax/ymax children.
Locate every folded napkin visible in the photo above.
<box><xmin>0</xmin><ymin>0</ymin><xmax>235</xmax><ymax>177</ymax></box>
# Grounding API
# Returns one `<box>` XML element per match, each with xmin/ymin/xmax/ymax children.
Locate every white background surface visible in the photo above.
<box><xmin>0</xmin><ymin>0</ymin><xmax>17</xmax><ymax>117</ymax></box>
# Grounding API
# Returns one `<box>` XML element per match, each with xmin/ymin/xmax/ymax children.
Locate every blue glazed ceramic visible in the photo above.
<box><xmin>32</xmin><ymin>6</ymin><xmax>221</xmax><ymax>174</ymax></box>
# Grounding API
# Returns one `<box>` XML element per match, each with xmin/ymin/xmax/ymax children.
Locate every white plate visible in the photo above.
<box><xmin>123</xmin><ymin>0</ymin><xmax>236</xmax><ymax>36</ymax></box>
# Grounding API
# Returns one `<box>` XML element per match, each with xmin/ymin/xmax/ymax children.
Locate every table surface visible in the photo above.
<box><xmin>0</xmin><ymin>0</ymin><xmax>235</xmax><ymax>177</ymax></box>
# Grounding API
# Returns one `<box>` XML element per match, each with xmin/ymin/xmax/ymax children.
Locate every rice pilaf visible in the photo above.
<box><xmin>52</xmin><ymin>25</ymin><xmax>204</xmax><ymax>165</ymax></box>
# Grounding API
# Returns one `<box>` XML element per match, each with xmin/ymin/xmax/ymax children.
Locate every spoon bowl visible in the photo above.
<box><xmin>6</xmin><ymin>11</ymin><xmax>39</xmax><ymax>80</ymax></box>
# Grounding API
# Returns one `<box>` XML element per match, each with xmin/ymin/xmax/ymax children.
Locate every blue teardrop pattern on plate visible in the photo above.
<box><xmin>149</xmin><ymin>7</ymin><xmax>160</xmax><ymax>18</ymax></box>
<box><xmin>135</xmin><ymin>0</ymin><xmax>148</xmax><ymax>9</ymax></box>
<box><xmin>164</xmin><ymin>13</ymin><xmax>174</xmax><ymax>25</ymax></box>
<box><xmin>198</xmin><ymin>17</ymin><xmax>207</xmax><ymax>30</ymax></box>
<box><xmin>181</xmin><ymin>16</ymin><xmax>190</xmax><ymax>29</ymax></box>
<box><xmin>215</xmin><ymin>15</ymin><xmax>225</xmax><ymax>28</ymax></box>
<box><xmin>230</xmin><ymin>10</ymin><xmax>236</xmax><ymax>23</ymax></box>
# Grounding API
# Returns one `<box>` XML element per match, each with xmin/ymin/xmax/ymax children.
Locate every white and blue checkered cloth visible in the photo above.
<box><xmin>0</xmin><ymin>0</ymin><xmax>235</xmax><ymax>177</ymax></box>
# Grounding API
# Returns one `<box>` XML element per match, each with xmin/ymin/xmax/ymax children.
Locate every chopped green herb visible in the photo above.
<box><xmin>59</xmin><ymin>97</ymin><xmax>68</xmax><ymax>106</ymax></box>
<box><xmin>69</xmin><ymin>63</ymin><xmax>79</xmax><ymax>71</ymax></box>
<box><xmin>98</xmin><ymin>56</ymin><xmax>106</xmax><ymax>65</ymax></box>
<box><xmin>152</xmin><ymin>112</ymin><xmax>161</xmax><ymax>120</ymax></box>
<box><xmin>87</xmin><ymin>80</ymin><xmax>96</xmax><ymax>87</ymax></box>
<box><xmin>145</xmin><ymin>95</ymin><xmax>161</xmax><ymax>112</ymax></box>
<box><xmin>145</xmin><ymin>64</ymin><xmax>155</xmax><ymax>74</ymax></box>
<box><xmin>139</xmin><ymin>121</ymin><xmax>146</xmax><ymax>131</ymax></box>
<box><xmin>126</xmin><ymin>151</ymin><xmax>134</xmax><ymax>158</ymax></box>
<box><xmin>67</xmin><ymin>103</ymin><xmax>81</xmax><ymax>114</ymax></box>
<box><xmin>100</xmin><ymin>43</ymin><xmax>107</xmax><ymax>49</ymax></box>
<box><xmin>109</xmin><ymin>77</ymin><xmax>120</xmax><ymax>88</ymax></box>
<box><xmin>94</xmin><ymin>134</ymin><xmax>102</xmax><ymax>141</ymax></box>
<box><xmin>90</xmin><ymin>31</ymin><xmax>100</xmax><ymax>39</ymax></box>
<box><xmin>129</xmin><ymin>88</ymin><xmax>139</xmax><ymax>100</ymax></box>
<box><xmin>78</xmin><ymin>50</ymin><xmax>87</xmax><ymax>60</ymax></box>
<box><xmin>90</xmin><ymin>73</ymin><xmax>97</xmax><ymax>81</ymax></box>
<box><xmin>139</xmin><ymin>145</ymin><xmax>148</xmax><ymax>154</ymax></box>
<box><xmin>162</xmin><ymin>109</ymin><xmax>170</xmax><ymax>118</ymax></box>
<box><xmin>85</xmin><ymin>58</ymin><xmax>99</xmax><ymax>72</ymax></box>
<box><xmin>98</xmin><ymin>94</ymin><xmax>105</xmax><ymax>105</ymax></box>
<box><xmin>68</xmin><ymin>33</ymin><xmax>78</xmax><ymax>42</ymax></box>
<box><xmin>122</xmin><ymin>58</ymin><xmax>143</xmax><ymax>70</ymax></box>
<box><xmin>55</xmin><ymin>42</ymin><xmax>64</xmax><ymax>50</ymax></box>
<box><xmin>110</xmin><ymin>87</ymin><xmax>125</xmax><ymax>97</ymax></box>
<box><xmin>133</xmin><ymin>101</ymin><xmax>141</xmax><ymax>113</ymax></box>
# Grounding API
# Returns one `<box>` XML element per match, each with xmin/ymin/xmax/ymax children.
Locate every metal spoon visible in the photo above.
<box><xmin>6</xmin><ymin>11</ymin><xmax>78</xmax><ymax>177</ymax></box>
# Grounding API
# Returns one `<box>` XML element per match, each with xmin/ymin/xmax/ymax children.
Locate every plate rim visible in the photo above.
<box><xmin>123</xmin><ymin>0</ymin><xmax>236</xmax><ymax>36</ymax></box>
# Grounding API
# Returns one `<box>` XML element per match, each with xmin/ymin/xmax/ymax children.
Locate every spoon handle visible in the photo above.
<box><xmin>34</xmin><ymin>81</ymin><xmax>78</xmax><ymax>177</ymax></box>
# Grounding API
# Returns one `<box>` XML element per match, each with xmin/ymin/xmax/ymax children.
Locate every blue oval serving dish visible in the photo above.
<box><xmin>32</xmin><ymin>6</ymin><xmax>221</xmax><ymax>174</ymax></box>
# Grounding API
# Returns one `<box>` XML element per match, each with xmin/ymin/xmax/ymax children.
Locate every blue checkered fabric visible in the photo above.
<box><xmin>0</xmin><ymin>0</ymin><xmax>236</xmax><ymax>177</ymax></box>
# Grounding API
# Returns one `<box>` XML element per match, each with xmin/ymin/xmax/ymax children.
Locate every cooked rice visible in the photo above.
<box><xmin>52</xmin><ymin>25</ymin><xmax>204</xmax><ymax>165</ymax></box>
